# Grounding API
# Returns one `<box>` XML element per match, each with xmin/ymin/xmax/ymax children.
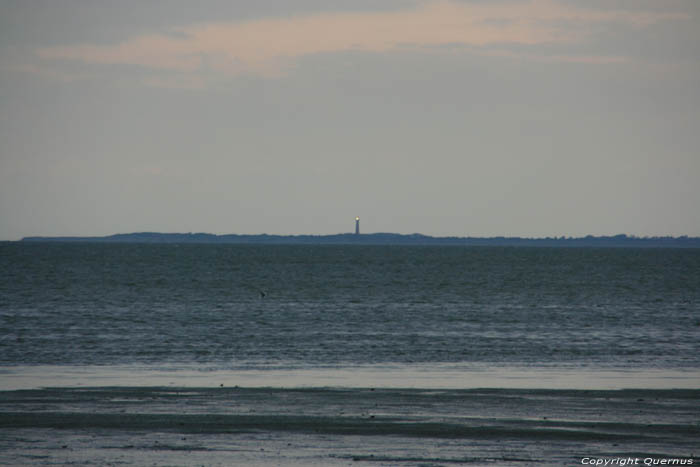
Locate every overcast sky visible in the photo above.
<box><xmin>1</xmin><ymin>0</ymin><xmax>699</xmax><ymax>240</ymax></box>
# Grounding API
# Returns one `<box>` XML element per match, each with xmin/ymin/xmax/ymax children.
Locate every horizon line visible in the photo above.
<box><xmin>11</xmin><ymin>231</ymin><xmax>700</xmax><ymax>245</ymax></box>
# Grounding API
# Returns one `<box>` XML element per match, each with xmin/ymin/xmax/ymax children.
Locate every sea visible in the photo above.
<box><xmin>0</xmin><ymin>243</ymin><xmax>698</xmax><ymax>465</ymax></box>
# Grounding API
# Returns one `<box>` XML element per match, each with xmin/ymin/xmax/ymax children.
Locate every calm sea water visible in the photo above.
<box><xmin>1</xmin><ymin>243</ymin><xmax>698</xmax><ymax>370</ymax></box>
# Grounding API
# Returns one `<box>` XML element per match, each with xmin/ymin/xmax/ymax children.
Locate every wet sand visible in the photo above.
<box><xmin>1</xmin><ymin>386</ymin><xmax>698</xmax><ymax>466</ymax></box>
<box><xmin>2</xmin><ymin>364</ymin><xmax>699</xmax><ymax>391</ymax></box>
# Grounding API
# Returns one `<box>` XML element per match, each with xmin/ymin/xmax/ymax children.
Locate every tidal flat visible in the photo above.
<box><xmin>1</xmin><ymin>386</ymin><xmax>698</xmax><ymax>466</ymax></box>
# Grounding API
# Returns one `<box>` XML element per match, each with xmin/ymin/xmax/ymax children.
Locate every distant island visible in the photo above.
<box><xmin>19</xmin><ymin>232</ymin><xmax>700</xmax><ymax>247</ymax></box>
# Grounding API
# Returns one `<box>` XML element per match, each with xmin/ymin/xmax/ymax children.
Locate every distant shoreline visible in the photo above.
<box><xmin>17</xmin><ymin>232</ymin><xmax>700</xmax><ymax>247</ymax></box>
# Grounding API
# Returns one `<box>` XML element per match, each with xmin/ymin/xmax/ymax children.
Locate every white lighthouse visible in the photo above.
<box><xmin>355</xmin><ymin>217</ymin><xmax>360</xmax><ymax>235</ymax></box>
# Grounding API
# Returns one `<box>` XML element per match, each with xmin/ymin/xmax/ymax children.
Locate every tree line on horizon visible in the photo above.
<box><xmin>18</xmin><ymin>232</ymin><xmax>700</xmax><ymax>247</ymax></box>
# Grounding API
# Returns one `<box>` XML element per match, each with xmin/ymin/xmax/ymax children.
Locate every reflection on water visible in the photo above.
<box><xmin>2</xmin><ymin>363</ymin><xmax>699</xmax><ymax>391</ymax></box>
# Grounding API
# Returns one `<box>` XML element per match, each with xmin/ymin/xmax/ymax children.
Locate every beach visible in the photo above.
<box><xmin>1</xmin><ymin>382</ymin><xmax>698</xmax><ymax>466</ymax></box>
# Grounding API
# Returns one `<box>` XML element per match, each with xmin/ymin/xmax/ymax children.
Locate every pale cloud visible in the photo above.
<box><xmin>34</xmin><ymin>0</ymin><xmax>688</xmax><ymax>81</ymax></box>
<box><xmin>2</xmin><ymin>61</ymin><xmax>83</xmax><ymax>82</ymax></box>
<box><xmin>141</xmin><ymin>74</ymin><xmax>207</xmax><ymax>90</ymax></box>
<box><xmin>477</xmin><ymin>48</ymin><xmax>630</xmax><ymax>65</ymax></box>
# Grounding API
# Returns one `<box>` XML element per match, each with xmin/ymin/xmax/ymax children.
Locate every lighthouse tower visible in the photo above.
<box><xmin>355</xmin><ymin>217</ymin><xmax>360</xmax><ymax>235</ymax></box>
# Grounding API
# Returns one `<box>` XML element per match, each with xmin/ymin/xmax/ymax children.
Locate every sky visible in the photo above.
<box><xmin>1</xmin><ymin>0</ymin><xmax>699</xmax><ymax>240</ymax></box>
